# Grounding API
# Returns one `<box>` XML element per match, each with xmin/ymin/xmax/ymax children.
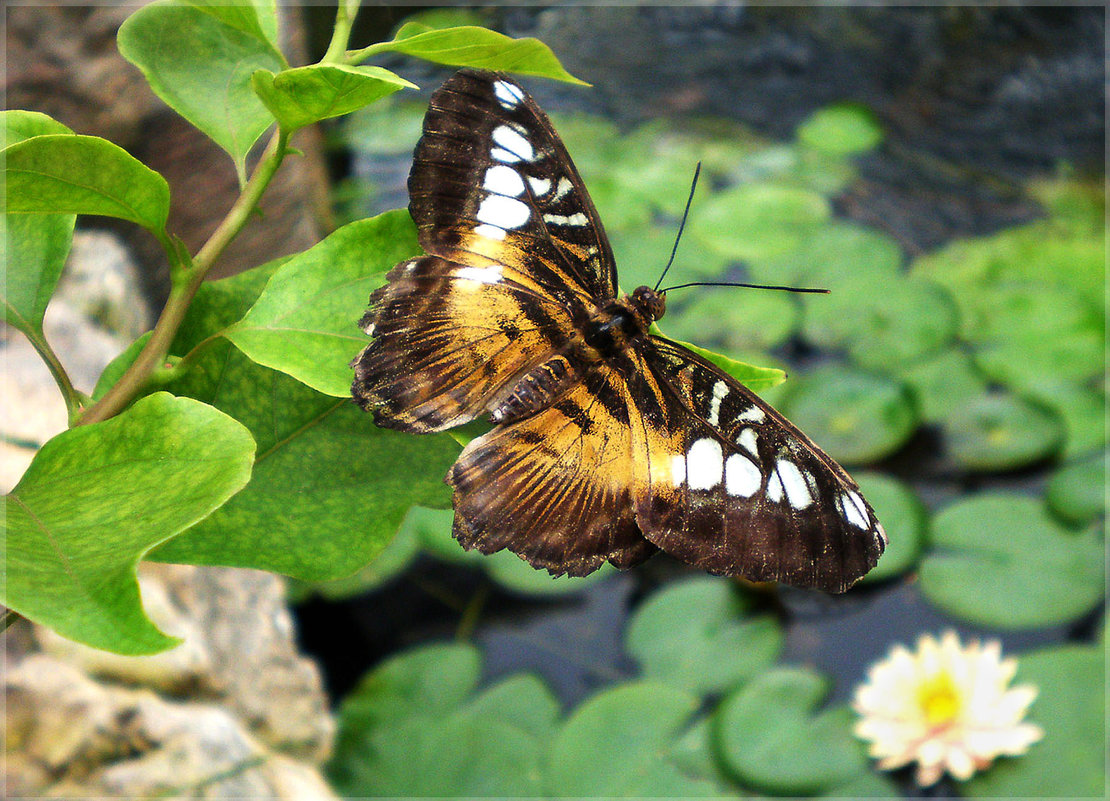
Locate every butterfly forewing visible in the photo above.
<box><xmin>409</xmin><ymin>69</ymin><xmax>618</xmax><ymax>305</ymax></box>
<box><xmin>352</xmin><ymin>68</ymin><xmax>886</xmax><ymax>591</ymax></box>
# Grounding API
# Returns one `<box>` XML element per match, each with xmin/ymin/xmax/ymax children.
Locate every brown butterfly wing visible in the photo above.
<box><xmin>446</xmin><ymin>360</ymin><xmax>656</xmax><ymax>575</ymax></box>
<box><xmin>625</xmin><ymin>337</ymin><xmax>886</xmax><ymax>592</ymax></box>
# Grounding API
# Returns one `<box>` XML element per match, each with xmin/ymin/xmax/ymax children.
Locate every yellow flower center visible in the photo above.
<box><xmin>918</xmin><ymin>671</ymin><xmax>962</xmax><ymax>727</ymax></box>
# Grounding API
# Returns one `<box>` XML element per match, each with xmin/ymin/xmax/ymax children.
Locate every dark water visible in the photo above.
<box><xmin>294</xmin><ymin>5</ymin><xmax>1105</xmax><ymax>716</ymax></box>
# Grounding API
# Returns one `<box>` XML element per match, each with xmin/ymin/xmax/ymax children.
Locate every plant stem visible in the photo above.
<box><xmin>323</xmin><ymin>0</ymin><xmax>360</xmax><ymax>64</ymax></box>
<box><xmin>77</xmin><ymin>128</ymin><xmax>290</xmax><ymax>426</ymax></box>
<box><xmin>21</xmin><ymin>325</ymin><xmax>84</xmax><ymax>424</ymax></box>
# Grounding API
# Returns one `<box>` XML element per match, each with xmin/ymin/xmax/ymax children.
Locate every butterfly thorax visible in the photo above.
<box><xmin>582</xmin><ymin>286</ymin><xmax>666</xmax><ymax>359</ymax></box>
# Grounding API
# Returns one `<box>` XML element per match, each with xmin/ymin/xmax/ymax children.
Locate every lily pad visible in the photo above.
<box><xmin>918</xmin><ymin>493</ymin><xmax>1104</xmax><ymax>628</ymax></box>
<box><xmin>665</xmin><ymin>287</ymin><xmax>800</xmax><ymax>353</ymax></box>
<box><xmin>854</xmin><ymin>473</ymin><xmax>926</xmax><ymax>583</ymax></box>
<box><xmin>896</xmin><ymin>347</ymin><xmax>988</xmax><ymax>424</ymax></box>
<box><xmin>779</xmin><ymin>366</ymin><xmax>918</xmax><ymax>464</ymax></box>
<box><xmin>802</xmin><ymin>276</ymin><xmax>958</xmax><ymax>371</ymax></box>
<box><xmin>1046</xmin><ymin>450</ymin><xmax>1106</xmax><ymax>528</ymax></box>
<box><xmin>689</xmin><ymin>183</ymin><xmax>831</xmax><ymax>262</ymax></box>
<box><xmin>797</xmin><ymin>102</ymin><xmax>884</xmax><ymax>155</ymax></box>
<box><xmin>715</xmin><ymin>667</ymin><xmax>867</xmax><ymax>794</ymax></box>
<box><xmin>625</xmin><ymin>577</ymin><xmax>782</xmax><ymax>694</ymax></box>
<box><xmin>943</xmin><ymin>392</ymin><xmax>1064</xmax><ymax>472</ymax></box>
<box><xmin>961</xmin><ymin>645</ymin><xmax>1104</xmax><ymax>798</ymax></box>
<box><xmin>748</xmin><ymin>222</ymin><xmax>902</xmax><ymax>291</ymax></box>
<box><xmin>1021</xmin><ymin>382</ymin><xmax>1107</xmax><ymax>459</ymax></box>
<box><xmin>545</xmin><ymin>681</ymin><xmax>719</xmax><ymax>796</ymax></box>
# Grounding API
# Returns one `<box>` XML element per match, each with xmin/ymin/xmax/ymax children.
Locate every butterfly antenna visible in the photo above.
<box><xmin>653</xmin><ymin>161</ymin><xmax>702</xmax><ymax>292</ymax></box>
<box><xmin>660</xmin><ymin>280</ymin><xmax>829</xmax><ymax>294</ymax></box>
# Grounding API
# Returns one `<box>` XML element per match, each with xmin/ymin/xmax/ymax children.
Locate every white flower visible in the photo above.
<box><xmin>852</xmin><ymin>630</ymin><xmax>1044</xmax><ymax>787</ymax></box>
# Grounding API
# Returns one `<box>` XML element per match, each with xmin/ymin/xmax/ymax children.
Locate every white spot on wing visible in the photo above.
<box><xmin>542</xmin><ymin>212</ymin><xmax>589</xmax><ymax>226</ymax></box>
<box><xmin>552</xmin><ymin>176</ymin><xmax>574</xmax><ymax>199</ymax></box>
<box><xmin>737</xmin><ymin>428</ymin><xmax>759</xmax><ymax>458</ymax></box>
<box><xmin>527</xmin><ymin>175</ymin><xmax>552</xmax><ymax>196</ymax></box>
<box><xmin>736</xmin><ymin>406</ymin><xmax>766</xmax><ymax>424</ymax></box>
<box><xmin>473</xmin><ymin>223</ymin><xmax>506</xmax><ymax>241</ymax></box>
<box><xmin>483</xmin><ymin>165</ymin><xmax>525</xmax><ymax>197</ymax></box>
<box><xmin>492</xmin><ymin>125</ymin><xmax>534</xmax><ymax>162</ymax></box>
<box><xmin>842</xmin><ymin>490</ymin><xmax>869</xmax><ymax>529</ymax></box>
<box><xmin>686</xmin><ymin>438</ymin><xmax>723</xmax><ymax>490</ymax></box>
<box><xmin>491</xmin><ymin>147</ymin><xmax>521</xmax><ymax>164</ymax></box>
<box><xmin>363</xmin><ymin>322</ymin><xmax>375</xmax><ymax>336</ymax></box>
<box><xmin>775</xmin><ymin>460</ymin><xmax>813</xmax><ymax>509</ymax></box>
<box><xmin>706</xmin><ymin>380</ymin><xmax>728</xmax><ymax>427</ymax></box>
<box><xmin>493</xmin><ymin>80</ymin><xmax>524</xmax><ymax>108</ymax></box>
<box><xmin>477</xmin><ymin>194</ymin><xmax>530</xmax><ymax>229</ymax></box>
<box><xmin>456</xmin><ymin>266</ymin><xmax>502</xmax><ymax>285</ymax></box>
<box><xmin>725</xmin><ymin>453</ymin><xmax>761</xmax><ymax>497</ymax></box>
<box><xmin>767</xmin><ymin>469</ymin><xmax>784</xmax><ymax>503</ymax></box>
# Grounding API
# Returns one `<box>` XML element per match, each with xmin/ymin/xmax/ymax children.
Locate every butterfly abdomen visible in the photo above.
<box><xmin>490</xmin><ymin>354</ymin><xmax>579</xmax><ymax>425</ymax></box>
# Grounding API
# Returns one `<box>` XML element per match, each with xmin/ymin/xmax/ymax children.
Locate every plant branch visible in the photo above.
<box><xmin>323</xmin><ymin>0</ymin><xmax>360</xmax><ymax>64</ymax></box>
<box><xmin>77</xmin><ymin>128</ymin><xmax>291</xmax><ymax>426</ymax></box>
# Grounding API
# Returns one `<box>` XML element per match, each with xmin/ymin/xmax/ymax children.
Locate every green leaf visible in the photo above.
<box><xmin>358</xmin><ymin>25</ymin><xmax>587</xmax><ymax>85</ymax></box>
<box><xmin>943</xmin><ymin>391</ymin><xmax>1064</xmax><ymax>472</ymax></box>
<box><xmin>342</xmin><ymin>97</ymin><xmax>427</xmax><ymax>156</ymax></box>
<box><xmin>187</xmin><ymin>0</ymin><xmax>279</xmax><ymax>48</ymax></box>
<box><xmin>626</xmin><ymin>577</ymin><xmax>782</xmax><ymax>694</ymax></box>
<box><xmin>1046</xmin><ymin>449</ymin><xmax>1106</xmax><ymax>527</ymax></box>
<box><xmin>961</xmin><ymin>645</ymin><xmax>1104</xmax><ymax>798</ymax></box>
<box><xmin>3</xmin><ymin>212</ymin><xmax>76</xmax><ymax>337</ymax></box>
<box><xmin>689</xmin><ymin>183</ymin><xmax>831</xmax><ymax>262</ymax></box>
<box><xmin>855</xmin><ymin>472</ymin><xmax>926</xmax><ymax>583</ymax></box>
<box><xmin>656</xmin><ymin>334</ymin><xmax>786</xmax><ymax>394</ymax></box>
<box><xmin>92</xmin><ymin>333</ymin><xmax>154</xmax><ymax>401</ymax></box>
<box><xmin>118</xmin><ymin>0</ymin><xmax>284</xmax><ymax>180</ymax></box>
<box><xmin>408</xmin><ymin>505</ymin><xmax>483</xmax><ymax>566</ymax></box>
<box><xmin>252</xmin><ymin>65</ymin><xmax>416</xmax><ymax>131</ymax></box>
<box><xmin>484</xmin><ymin>549</ymin><xmax>613</xmax><ymax>596</ymax></box>
<box><xmin>779</xmin><ymin>365</ymin><xmax>918</xmax><ymax>464</ymax></box>
<box><xmin>150</xmin><ymin>345</ymin><xmax>457</xmax><ymax>581</ymax></box>
<box><xmin>546</xmin><ymin>681</ymin><xmax>719</xmax><ymax>796</ymax></box>
<box><xmin>3</xmin><ymin>135</ymin><xmax>170</xmax><ymax>235</ymax></box>
<box><xmin>1022</xmin><ymin>381</ymin><xmax>1107</xmax><ymax>459</ymax></box>
<box><xmin>748</xmin><ymin>221</ymin><xmax>902</xmax><ymax>291</ymax></box>
<box><xmin>918</xmin><ymin>493</ymin><xmax>1104</xmax><ymax>628</ymax></box>
<box><xmin>0</xmin><ymin>393</ymin><xmax>254</xmax><ymax>654</ymax></box>
<box><xmin>458</xmin><ymin>674</ymin><xmax>561</xmax><ymax>741</ymax></box>
<box><xmin>797</xmin><ymin>103</ymin><xmax>884</xmax><ymax>155</ymax></box>
<box><xmin>715</xmin><ymin>667</ymin><xmax>867</xmax><ymax>794</ymax></box>
<box><xmin>226</xmin><ymin>210</ymin><xmax>419</xmax><ymax>397</ymax></box>
<box><xmin>2</xmin><ymin>109</ymin><xmax>74</xmax><ymax>148</ymax></box>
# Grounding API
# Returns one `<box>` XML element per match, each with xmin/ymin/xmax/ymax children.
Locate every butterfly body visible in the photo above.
<box><xmin>352</xmin><ymin>69</ymin><xmax>886</xmax><ymax>592</ymax></box>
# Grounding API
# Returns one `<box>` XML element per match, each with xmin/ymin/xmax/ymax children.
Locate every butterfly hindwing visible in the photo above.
<box><xmin>628</xmin><ymin>337</ymin><xmax>886</xmax><ymax>592</ymax></box>
<box><xmin>447</xmin><ymin>361</ymin><xmax>657</xmax><ymax>575</ymax></box>
<box><xmin>409</xmin><ymin>68</ymin><xmax>618</xmax><ymax>305</ymax></box>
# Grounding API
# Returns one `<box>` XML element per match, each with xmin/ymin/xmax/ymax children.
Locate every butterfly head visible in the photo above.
<box><xmin>630</xmin><ymin>285</ymin><xmax>666</xmax><ymax>324</ymax></box>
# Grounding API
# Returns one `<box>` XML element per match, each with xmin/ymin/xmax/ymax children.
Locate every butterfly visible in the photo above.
<box><xmin>351</xmin><ymin>69</ymin><xmax>886</xmax><ymax>592</ymax></box>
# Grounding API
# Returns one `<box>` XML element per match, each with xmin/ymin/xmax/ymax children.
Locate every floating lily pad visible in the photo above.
<box><xmin>803</xmin><ymin>276</ymin><xmax>958</xmax><ymax>371</ymax></box>
<box><xmin>748</xmin><ymin>222</ymin><xmax>902</xmax><ymax>291</ymax></box>
<box><xmin>625</xmin><ymin>578</ymin><xmax>782</xmax><ymax>694</ymax></box>
<box><xmin>918</xmin><ymin>493</ymin><xmax>1104</xmax><ymax>628</ymax></box>
<box><xmin>943</xmin><ymin>392</ymin><xmax>1064</xmax><ymax>472</ymax></box>
<box><xmin>331</xmin><ymin>643</ymin><xmax>559</xmax><ymax>797</ymax></box>
<box><xmin>961</xmin><ymin>644</ymin><xmax>1104</xmax><ymax>798</ymax></box>
<box><xmin>779</xmin><ymin>366</ymin><xmax>918</xmax><ymax>464</ymax></box>
<box><xmin>667</xmin><ymin>716</ymin><xmax>737</xmax><ymax>789</ymax></box>
<box><xmin>896</xmin><ymin>347</ymin><xmax>989</xmax><ymax>424</ymax></box>
<box><xmin>818</xmin><ymin>771</ymin><xmax>902</xmax><ymax>798</ymax></box>
<box><xmin>665</xmin><ymin>286</ymin><xmax>800</xmax><ymax>352</ymax></box>
<box><xmin>797</xmin><ymin>102</ymin><xmax>883</xmax><ymax>155</ymax></box>
<box><xmin>853</xmin><ymin>473</ymin><xmax>926</xmax><ymax>583</ymax></box>
<box><xmin>973</xmin><ymin>329</ymin><xmax>1104</xmax><ymax>393</ymax></box>
<box><xmin>409</xmin><ymin>505</ymin><xmax>483</xmax><ymax>565</ymax></box>
<box><xmin>546</xmin><ymin>681</ymin><xmax>719</xmax><ymax>796</ymax></box>
<box><xmin>715</xmin><ymin>667</ymin><xmax>867</xmax><ymax>794</ymax></box>
<box><xmin>1022</xmin><ymin>382</ymin><xmax>1107</xmax><ymax>459</ymax></box>
<box><xmin>689</xmin><ymin>183</ymin><xmax>831</xmax><ymax>262</ymax></box>
<box><xmin>1046</xmin><ymin>450</ymin><xmax>1106</xmax><ymax>527</ymax></box>
<box><xmin>342</xmin><ymin>97</ymin><xmax>426</xmax><ymax>155</ymax></box>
